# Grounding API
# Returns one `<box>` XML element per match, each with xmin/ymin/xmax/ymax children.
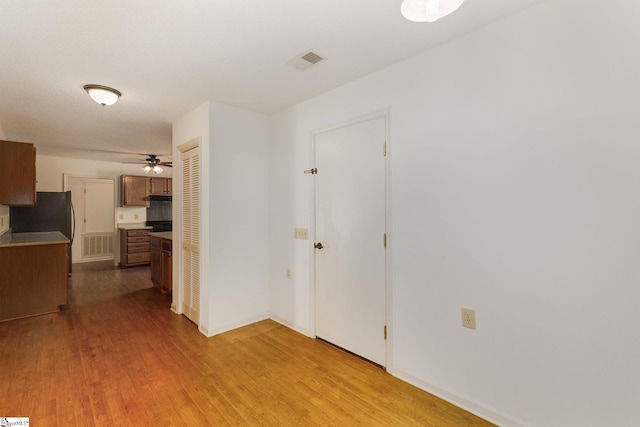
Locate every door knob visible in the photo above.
<box><xmin>314</xmin><ymin>242</ymin><xmax>324</xmax><ymax>250</ymax></box>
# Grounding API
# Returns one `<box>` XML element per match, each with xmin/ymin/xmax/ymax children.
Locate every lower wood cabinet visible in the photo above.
<box><xmin>150</xmin><ymin>235</ymin><xmax>172</xmax><ymax>294</ymax></box>
<box><xmin>150</xmin><ymin>236</ymin><xmax>161</xmax><ymax>284</ymax></box>
<box><xmin>160</xmin><ymin>239</ymin><xmax>172</xmax><ymax>294</ymax></box>
<box><xmin>119</xmin><ymin>228</ymin><xmax>151</xmax><ymax>267</ymax></box>
<box><xmin>0</xmin><ymin>242</ymin><xmax>68</xmax><ymax>322</ymax></box>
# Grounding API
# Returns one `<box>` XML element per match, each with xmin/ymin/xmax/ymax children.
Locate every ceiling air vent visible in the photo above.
<box><xmin>287</xmin><ymin>51</ymin><xmax>325</xmax><ymax>71</ymax></box>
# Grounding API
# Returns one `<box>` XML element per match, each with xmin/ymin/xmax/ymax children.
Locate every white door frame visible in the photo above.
<box><xmin>175</xmin><ymin>137</ymin><xmax>209</xmax><ymax>335</ymax></box>
<box><xmin>63</xmin><ymin>174</ymin><xmax>118</xmax><ymax>263</ymax></box>
<box><xmin>309</xmin><ymin>109</ymin><xmax>392</xmax><ymax>367</ymax></box>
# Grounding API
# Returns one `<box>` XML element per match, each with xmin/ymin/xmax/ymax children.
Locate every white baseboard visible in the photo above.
<box><xmin>72</xmin><ymin>256</ymin><xmax>114</xmax><ymax>264</ymax></box>
<box><xmin>388</xmin><ymin>367</ymin><xmax>530</xmax><ymax>427</ymax></box>
<box><xmin>268</xmin><ymin>315</ymin><xmax>313</xmax><ymax>338</ymax></box>
<box><xmin>201</xmin><ymin>313</ymin><xmax>270</xmax><ymax>338</ymax></box>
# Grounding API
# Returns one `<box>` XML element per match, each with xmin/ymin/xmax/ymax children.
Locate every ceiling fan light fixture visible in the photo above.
<box><xmin>83</xmin><ymin>84</ymin><xmax>122</xmax><ymax>106</ymax></box>
<box><xmin>139</xmin><ymin>154</ymin><xmax>171</xmax><ymax>173</ymax></box>
<box><xmin>401</xmin><ymin>0</ymin><xmax>465</xmax><ymax>22</ymax></box>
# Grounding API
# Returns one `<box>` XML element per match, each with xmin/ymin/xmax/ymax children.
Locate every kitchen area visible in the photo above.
<box><xmin>0</xmin><ymin>139</ymin><xmax>174</xmax><ymax>323</ymax></box>
<box><xmin>0</xmin><ymin>140</ymin><xmax>71</xmax><ymax>322</ymax></box>
<box><xmin>118</xmin><ymin>174</ymin><xmax>173</xmax><ymax>294</ymax></box>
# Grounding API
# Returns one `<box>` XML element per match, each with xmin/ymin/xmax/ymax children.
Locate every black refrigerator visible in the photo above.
<box><xmin>10</xmin><ymin>191</ymin><xmax>75</xmax><ymax>274</ymax></box>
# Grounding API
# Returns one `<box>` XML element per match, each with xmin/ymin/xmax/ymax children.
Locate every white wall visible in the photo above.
<box><xmin>208</xmin><ymin>102</ymin><xmax>270</xmax><ymax>334</ymax></box>
<box><xmin>172</xmin><ymin>101</ymin><xmax>270</xmax><ymax>337</ymax></box>
<box><xmin>268</xmin><ymin>1</ymin><xmax>640</xmax><ymax>426</ymax></box>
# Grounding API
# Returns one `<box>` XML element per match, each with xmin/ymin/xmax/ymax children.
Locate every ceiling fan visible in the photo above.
<box><xmin>141</xmin><ymin>154</ymin><xmax>172</xmax><ymax>175</ymax></box>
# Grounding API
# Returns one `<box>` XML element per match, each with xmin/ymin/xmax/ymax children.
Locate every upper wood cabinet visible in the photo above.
<box><xmin>149</xmin><ymin>177</ymin><xmax>172</xmax><ymax>196</ymax></box>
<box><xmin>0</xmin><ymin>140</ymin><xmax>36</xmax><ymax>206</ymax></box>
<box><xmin>121</xmin><ymin>175</ymin><xmax>150</xmax><ymax>207</ymax></box>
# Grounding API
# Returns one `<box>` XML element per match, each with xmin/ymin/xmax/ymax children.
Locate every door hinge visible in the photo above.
<box><xmin>383</xmin><ymin>233</ymin><xmax>387</xmax><ymax>248</ymax></box>
<box><xmin>304</xmin><ymin>168</ymin><xmax>318</xmax><ymax>175</ymax></box>
<box><xmin>384</xmin><ymin>325</ymin><xmax>387</xmax><ymax>340</ymax></box>
<box><xmin>383</xmin><ymin>141</ymin><xmax>387</xmax><ymax>157</ymax></box>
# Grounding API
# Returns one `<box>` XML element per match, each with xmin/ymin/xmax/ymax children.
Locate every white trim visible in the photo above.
<box><xmin>382</xmin><ymin>109</ymin><xmax>393</xmax><ymax>370</ymax></box>
<box><xmin>204</xmin><ymin>314</ymin><xmax>270</xmax><ymax>338</ymax></box>
<box><xmin>270</xmin><ymin>314</ymin><xmax>313</xmax><ymax>338</ymax></box>
<box><xmin>176</xmin><ymin>137</ymin><xmax>203</xmax><ymax>328</ymax></box>
<box><xmin>63</xmin><ymin>174</ymin><xmax>118</xmax><ymax>265</ymax></box>
<box><xmin>177</xmin><ymin>138</ymin><xmax>200</xmax><ymax>153</ymax></box>
<box><xmin>389</xmin><ymin>367</ymin><xmax>531</xmax><ymax>427</ymax></box>
<box><xmin>199</xmin><ymin>324</ymin><xmax>211</xmax><ymax>337</ymax></box>
<box><xmin>73</xmin><ymin>256</ymin><xmax>113</xmax><ymax>263</ymax></box>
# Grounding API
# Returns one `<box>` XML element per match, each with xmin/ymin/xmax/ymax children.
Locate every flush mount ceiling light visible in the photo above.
<box><xmin>401</xmin><ymin>0</ymin><xmax>465</xmax><ymax>22</ymax></box>
<box><xmin>83</xmin><ymin>84</ymin><xmax>122</xmax><ymax>106</ymax></box>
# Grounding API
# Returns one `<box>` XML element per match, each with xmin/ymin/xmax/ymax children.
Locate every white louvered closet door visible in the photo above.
<box><xmin>180</xmin><ymin>144</ymin><xmax>201</xmax><ymax>325</ymax></box>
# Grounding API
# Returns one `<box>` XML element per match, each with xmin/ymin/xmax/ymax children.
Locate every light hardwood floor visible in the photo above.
<box><xmin>0</xmin><ymin>261</ymin><xmax>494</xmax><ymax>426</ymax></box>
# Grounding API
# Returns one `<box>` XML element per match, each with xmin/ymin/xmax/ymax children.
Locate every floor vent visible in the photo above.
<box><xmin>287</xmin><ymin>50</ymin><xmax>325</xmax><ymax>70</ymax></box>
<box><xmin>82</xmin><ymin>233</ymin><xmax>114</xmax><ymax>258</ymax></box>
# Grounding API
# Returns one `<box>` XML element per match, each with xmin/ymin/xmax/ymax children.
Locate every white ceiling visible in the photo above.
<box><xmin>0</xmin><ymin>0</ymin><xmax>546</xmax><ymax>164</ymax></box>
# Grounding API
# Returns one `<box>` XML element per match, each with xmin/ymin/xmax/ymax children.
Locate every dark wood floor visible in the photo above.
<box><xmin>0</xmin><ymin>261</ymin><xmax>494</xmax><ymax>426</ymax></box>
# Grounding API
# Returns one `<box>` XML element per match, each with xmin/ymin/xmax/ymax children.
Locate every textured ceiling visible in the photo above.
<box><xmin>0</xmin><ymin>0</ymin><xmax>546</xmax><ymax>163</ymax></box>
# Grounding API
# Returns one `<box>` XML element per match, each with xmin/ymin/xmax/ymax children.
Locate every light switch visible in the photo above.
<box><xmin>294</xmin><ymin>228</ymin><xmax>309</xmax><ymax>240</ymax></box>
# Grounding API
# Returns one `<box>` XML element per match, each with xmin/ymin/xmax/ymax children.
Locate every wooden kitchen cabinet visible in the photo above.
<box><xmin>0</xmin><ymin>234</ymin><xmax>69</xmax><ymax>322</ymax></box>
<box><xmin>121</xmin><ymin>175</ymin><xmax>150</xmax><ymax>207</ymax></box>
<box><xmin>150</xmin><ymin>236</ymin><xmax>161</xmax><ymax>285</ymax></box>
<box><xmin>150</xmin><ymin>177</ymin><xmax>172</xmax><ymax>195</ymax></box>
<box><xmin>160</xmin><ymin>239</ymin><xmax>172</xmax><ymax>294</ymax></box>
<box><xmin>0</xmin><ymin>140</ymin><xmax>36</xmax><ymax>206</ymax></box>
<box><xmin>150</xmin><ymin>234</ymin><xmax>172</xmax><ymax>294</ymax></box>
<box><xmin>119</xmin><ymin>228</ymin><xmax>151</xmax><ymax>267</ymax></box>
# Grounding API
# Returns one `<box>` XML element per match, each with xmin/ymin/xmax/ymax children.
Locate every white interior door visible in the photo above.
<box><xmin>67</xmin><ymin>176</ymin><xmax>115</xmax><ymax>262</ymax></box>
<box><xmin>84</xmin><ymin>180</ymin><xmax>115</xmax><ymax>233</ymax></box>
<box><xmin>315</xmin><ymin>115</ymin><xmax>387</xmax><ymax>366</ymax></box>
<box><xmin>180</xmin><ymin>144</ymin><xmax>201</xmax><ymax>324</ymax></box>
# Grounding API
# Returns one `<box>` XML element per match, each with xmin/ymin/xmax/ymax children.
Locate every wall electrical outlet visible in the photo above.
<box><xmin>119</xmin><ymin>214</ymin><xmax>124</xmax><ymax>220</ymax></box>
<box><xmin>461</xmin><ymin>308</ymin><xmax>476</xmax><ymax>329</ymax></box>
<box><xmin>294</xmin><ymin>228</ymin><xmax>309</xmax><ymax>240</ymax></box>
<box><xmin>134</xmin><ymin>214</ymin><xmax>139</xmax><ymax>220</ymax></box>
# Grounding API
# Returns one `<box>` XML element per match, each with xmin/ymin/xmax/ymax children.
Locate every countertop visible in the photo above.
<box><xmin>0</xmin><ymin>231</ymin><xmax>70</xmax><ymax>248</ymax></box>
<box><xmin>118</xmin><ymin>223</ymin><xmax>153</xmax><ymax>230</ymax></box>
<box><xmin>149</xmin><ymin>231</ymin><xmax>172</xmax><ymax>240</ymax></box>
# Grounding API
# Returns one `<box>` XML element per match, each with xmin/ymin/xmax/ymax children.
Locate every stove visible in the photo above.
<box><xmin>146</xmin><ymin>220</ymin><xmax>172</xmax><ymax>232</ymax></box>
